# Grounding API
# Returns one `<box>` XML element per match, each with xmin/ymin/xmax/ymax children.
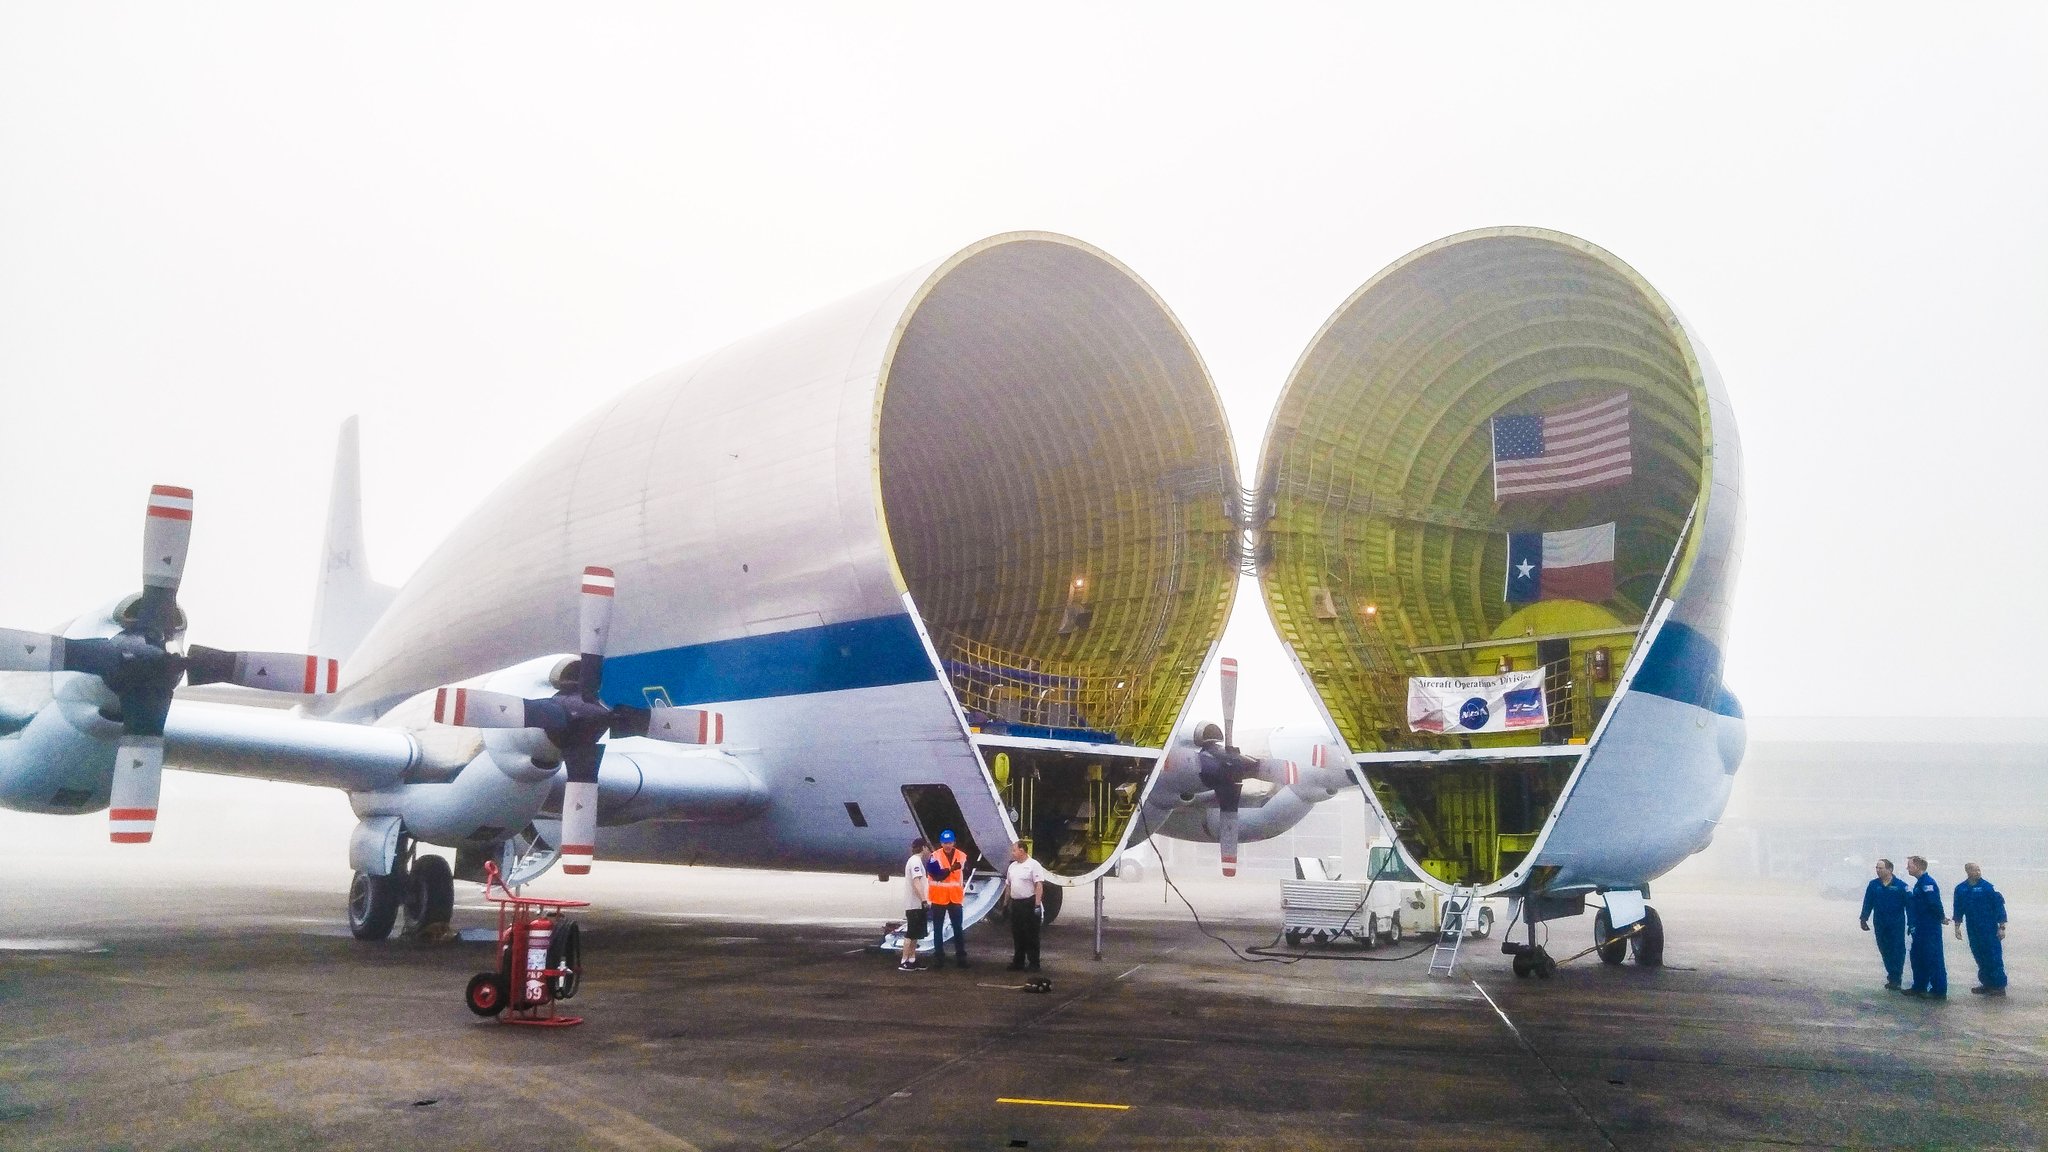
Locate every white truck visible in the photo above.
<box><xmin>1280</xmin><ymin>844</ymin><xmax>1502</xmax><ymax>947</ymax></box>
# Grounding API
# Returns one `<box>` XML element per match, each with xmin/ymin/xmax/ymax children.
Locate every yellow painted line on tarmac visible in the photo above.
<box><xmin>996</xmin><ymin>1097</ymin><xmax>1131</xmax><ymax>1111</ymax></box>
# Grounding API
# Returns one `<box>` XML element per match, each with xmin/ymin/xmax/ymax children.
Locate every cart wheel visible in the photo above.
<box><xmin>466</xmin><ymin>972</ymin><xmax>509</xmax><ymax>1017</ymax></box>
<box><xmin>1364</xmin><ymin>914</ymin><xmax>1381</xmax><ymax>949</ymax></box>
<box><xmin>1385</xmin><ymin>914</ymin><xmax>1404</xmax><ymax>945</ymax></box>
<box><xmin>1284</xmin><ymin>928</ymin><xmax>1303</xmax><ymax>946</ymax></box>
<box><xmin>548</xmin><ymin>921</ymin><xmax>583</xmax><ymax>1001</ymax></box>
<box><xmin>1474</xmin><ymin>907</ymin><xmax>1494</xmax><ymax>939</ymax></box>
<box><xmin>348</xmin><ymin>870</ymin><xmax>403</xmax><ymax>941</ymax></box>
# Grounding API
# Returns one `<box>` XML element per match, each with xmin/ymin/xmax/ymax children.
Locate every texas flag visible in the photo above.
<box><xmin>1505</xmin><ymin>522</ymin><xmax>1615</xmax><ymax>603</ymax></box>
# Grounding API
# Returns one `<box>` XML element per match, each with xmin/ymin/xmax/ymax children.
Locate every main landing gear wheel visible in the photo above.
<box><xmin>348</xmin><ymin>870</ymin><xmax>404</xmax><ymax>941</ymax></box>
<box><xmin>1628</xmin><ymin>906</ymin><xmax>1665</xmax><ymax>967</ymax></box>
<box><xmin>1040</xmin><ymin>882</ymin><xmax>1063</xmax><ymax>926</ymax></box>
<box><xmin>1594</xmin><ymin>908</ymin><xmax>1629</xmax><ymax>965</ymax></box>
<box><xmin>465</xmin><ymin>972</ymin><xmax>509</xmax><ymax>1017</ymax></box>
<box><xmin>405</xmin><ymin>853</ymin><xmax>455</xmax><ymax>929</ymax></box>
<box><xmin>1512</xmin><ymin>947</ymin><xmax>1557</xmax><ymax>979</ymax></box>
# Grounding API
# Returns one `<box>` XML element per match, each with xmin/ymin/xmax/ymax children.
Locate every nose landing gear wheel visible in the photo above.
<box><xmin>348</xmin><ymin>870</ymin><xmax>403</xmax><ymax>940</ymax></box>
<box><xmin>1593</xmin><ymin>907</ymin><xmax>1630</xmax><ymax>965</ymax></box>
<box><xmin>1628</xmin><ymin>906</ymin><xmax>1665</xmax><ymax>967</ymax></box>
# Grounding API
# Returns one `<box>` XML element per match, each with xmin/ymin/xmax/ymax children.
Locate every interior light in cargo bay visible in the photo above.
<box><xmin>1497</xmin><ymin>655</ymin><xmax>1513</xmax><ymax>674</ymax></box>
<box><xmin>1589</xmin><ymin>647</ymin><xmax>1611</xmax><ymax>682</ymax></box>
<box><xmin>1361</xmin><ymin>603</ymin><xmax>1379</xmax><ymax>618</ymax></box>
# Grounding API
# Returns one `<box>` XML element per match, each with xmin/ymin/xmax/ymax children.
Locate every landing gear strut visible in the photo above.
<box><xmin>1509</xmin><ymin>913</ymin><xmax>1555</xmax><ymax>978</ymax></box>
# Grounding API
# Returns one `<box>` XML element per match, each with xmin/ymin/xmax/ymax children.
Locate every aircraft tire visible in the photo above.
<box><xmin>1040</xmin><ymin>883</ymin><xmax>1063</xmax><ymax>927</ymax></box>
<box><xmin>406</xmin><ymin>854</ymin><xmax>455</xmax><ymax>927</ymax></box>
<box><xmin>1629</xmin><ymin>906</ymin><xmax>1665</xmax><ymax>967</ymax></box>
<box><xmin>348</xmin><ymin>870</ymin><xmax>402</xmax><ymax>941</ymax></box>
<box><xmin>1593</xmin><ymin>908</ymin><xmax>1629</xmax><ymax>965</ymax></box>
<box><xmin>1512</xmin><ymin>951</ymin><xmax>1534</xmax><ymax>978</ymax></box>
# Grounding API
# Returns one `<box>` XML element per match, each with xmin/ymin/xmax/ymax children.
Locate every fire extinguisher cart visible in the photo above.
<box><xmin>464</xmin><ymin>860</ymin><xmax>587</xmax><ymax>1027</ymax></box>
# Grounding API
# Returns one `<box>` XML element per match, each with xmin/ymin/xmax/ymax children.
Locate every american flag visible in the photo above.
<box><xmin>1490</xmin><ymin>392</ymin><xmax>1632</xmax><ymax>500</ymax></box>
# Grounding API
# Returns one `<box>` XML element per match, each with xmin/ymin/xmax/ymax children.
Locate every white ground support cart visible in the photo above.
<box><xmin>1280</xmin><ymin>847</ymin><xmax>1505</xmax><ymax>947</ymax></box>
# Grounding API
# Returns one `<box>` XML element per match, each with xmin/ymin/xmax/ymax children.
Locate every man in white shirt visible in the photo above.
<box><xmin>1004</xmin><ymin>842</ymin><xmax>1051</xmax><ymax>971</ymax></box>
<box><xmin>898</xmin><ymin>837</ymin><xmax>929</xmax><ymax>972</ymax></box>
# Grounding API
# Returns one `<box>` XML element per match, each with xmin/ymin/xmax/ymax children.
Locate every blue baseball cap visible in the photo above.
<box><xmin>939</xmin><ymin>829</ymin><xmax>956</xmax><ymax>844</ymax></box>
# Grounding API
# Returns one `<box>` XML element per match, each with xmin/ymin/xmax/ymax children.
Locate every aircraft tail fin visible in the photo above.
<box><xmin>309</xmin><ymin>416</ymin><xmax>398</xmax><ymax>663</ymax></box>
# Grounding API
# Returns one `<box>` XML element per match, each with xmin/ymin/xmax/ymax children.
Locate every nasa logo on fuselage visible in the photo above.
<box><xmin>1459</xmin><ymin>698</ymin><xmax>1490</xmax><ymax>730</ymax></box>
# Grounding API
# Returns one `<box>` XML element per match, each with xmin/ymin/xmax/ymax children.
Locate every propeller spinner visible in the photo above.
<box><xmin>0</xmin><ymin>486</ymin><xmax>339</xmax><ymax>843</ymax></box>
<box><xmin>430</xmin><ymin>566</ymin><xmax>725</xmax><ymax>875</ymax></box>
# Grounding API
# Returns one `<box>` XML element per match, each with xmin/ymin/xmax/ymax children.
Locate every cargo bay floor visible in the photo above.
<box><xmin>1</xmin><ymin>865</ymin><xmax>2041</xmax><ymax>1151</ymax></box>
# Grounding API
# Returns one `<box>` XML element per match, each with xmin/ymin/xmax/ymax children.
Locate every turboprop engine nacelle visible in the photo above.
<box><xmin>1143</xmin><ymin>719</ymin><xmax>1351</xmax><ymax>872</ymax></box>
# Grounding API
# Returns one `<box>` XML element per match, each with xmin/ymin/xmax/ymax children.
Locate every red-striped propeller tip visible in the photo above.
<box><xmin>581</xmin><ymin>567</ymin><xmax>616</xmax><ymax>596</ymax></box>
<box><xmin>302</xmin><ymin>655</ymin><xmax>340</xmax><ymax>694</ymax></box>
<box><xmin>110</xmin><ymin>807</ymin><xmax>157</xmax><ymax>844</ymax></box>
<box><xmin>146</xmin><ymin>486</ymin><xmax>194</xmax><ymax>520</ymax></box>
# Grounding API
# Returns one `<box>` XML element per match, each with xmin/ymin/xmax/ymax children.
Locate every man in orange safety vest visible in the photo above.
<box><xmin>926</xmin><ymin>829</ymin><xmax>971</xmax><ymax>968</ymax></box>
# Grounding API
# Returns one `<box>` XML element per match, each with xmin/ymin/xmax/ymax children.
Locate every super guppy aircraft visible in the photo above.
<box><xmin>0</xmin><ymin>228</ymin><xmax>1742</xmax><ymax>973</ymax></box>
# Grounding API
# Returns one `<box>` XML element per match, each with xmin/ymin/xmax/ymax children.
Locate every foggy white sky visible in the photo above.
<box><xmin>3</xmin><ymin>3</ymin><xmax>2044</xmax><ymax>728</ymax></box>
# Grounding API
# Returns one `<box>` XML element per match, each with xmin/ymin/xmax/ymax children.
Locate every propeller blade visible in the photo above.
<box><xmin>134</xmin><ymin>485</ymin><xmax>194</xmax><ymax>635</ymax></box>
<box><xmin>643</xmin><ymin>705</ymin><xmax>725</xmax><ymax>745</ymax></box>
<box><xmin>109</xmin><ymin>735</ymin><xmax>165</xmax><ymax>844</ymax></box>
<box><xmin>141</xmin><ymin>485</ymin><xmax>194</xmax><ymax>591</ymax></box>
<box><xmin>1219</xmin><ymin>656</ymin><xmax>1238</xmax><ymax>749</ymax></box>
<box><xmin>577</xmin><ymin>566</ymin><xmax>615</xmax><ymax>701</ymax></box>
<box><xmin>579</xmin><ymin>566</ymin><xmax>615</xmax><ymax>656</ymax></box>
<box><xmin>432</xmin><ymin>687</ymin><xmax>536</xmax><ymax>729</ymax></box>
<box><xmin>187</xmin><ymin>647</ymin><xmax>339</xmax><ymax>694</ymax></box>
<box><xmin>0</xmin><ymin>628</ymin><xmax>64</xmax><ymax>672</ymax></box>
<box><xmin>559</xmin><ymin>742</ymin><xmax>603</xmax><ymax>876</ymax></box>
<box><xmin>1219</xmin><ymin>808</ymin><xmax>1239</xmax><ymax>878</ymax></box>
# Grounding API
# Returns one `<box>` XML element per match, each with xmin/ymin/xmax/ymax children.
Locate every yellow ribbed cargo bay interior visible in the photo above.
<box><xmin>878</xmin><ymin>238</ymin><xmax>1239</xmax><ymax>752</ymax></box>
<box><xmin>1257</xmin><ymin>228</ymin><xmax>1711</xmax><ymax>884</ymax></box>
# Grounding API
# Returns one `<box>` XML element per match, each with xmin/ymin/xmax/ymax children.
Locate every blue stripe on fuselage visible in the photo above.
<box><xmin>1631</xmin><ymin>618</ymin><xmax>1742</xmax><ymax>718</ymax></box>
<box><xmin>598</xmin><ymin>613</ymin><xmax>939</xmax><ymax>708</ymax></box>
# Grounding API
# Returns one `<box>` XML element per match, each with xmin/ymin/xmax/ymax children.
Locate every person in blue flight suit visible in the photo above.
<box><xmin>1858</xmin><ymin>858</ymin><xmax>1910</xmax><ymax>990</ymax></box>
<box><xmin>1952</xmin><ymin>862</ymin><xmax>2008</xmax><ymax>996</ymax></box>
<box><xmin>1902</xmin><ymin>855</ymin><xmax>1948</xmax><ymax>999</ymax></box>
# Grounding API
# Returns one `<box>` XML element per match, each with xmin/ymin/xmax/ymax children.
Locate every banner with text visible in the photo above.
<box><xmin>1406</xmin><ymin>671</ymin><xmax>1549</xmax><ymax>734</ymax></box>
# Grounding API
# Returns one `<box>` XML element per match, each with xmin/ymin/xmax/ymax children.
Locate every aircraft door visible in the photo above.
<box><xmin>900</xmin><ymin>784</ymin><xmax>985</xmax><ymax>867</ymax></box>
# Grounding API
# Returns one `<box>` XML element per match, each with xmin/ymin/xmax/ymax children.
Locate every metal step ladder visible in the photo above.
<box><xmin>1427</xmin><ymin>887</ymin><xmax>1480</xmax><ymax>977</ymax></box>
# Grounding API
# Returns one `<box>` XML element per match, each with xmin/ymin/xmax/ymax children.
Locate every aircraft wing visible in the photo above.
<box><xmin>164</xmin><ymin>702</ymin><xmax>428</xmax><ymax>791</ymax></box>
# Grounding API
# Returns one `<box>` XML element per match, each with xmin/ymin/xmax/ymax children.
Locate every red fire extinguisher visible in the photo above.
<box><xmin>521</xmin><ymin>915</ymin><xmax>554</xmax><ymax>1007</ymax></box>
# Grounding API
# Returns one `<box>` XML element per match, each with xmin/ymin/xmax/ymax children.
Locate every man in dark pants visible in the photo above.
<box><xmin>926</xmin><ymin>829</ymin><xmax>970</xmax><ymax>968</ymax></box>
<box><xmin>1952</xmin><ymin>862</ymin><xmax>2008</xmax><ymax>995</ymax></box>
<box><xmin>1859</xmin><ymin>858</ymin><xmax>1910</xmax><ymax>990</ymax></box>
<box><xmin>1003</xmin><ymin>841</ymin><xmax>1050</xmax><ymax>971</ymax></box>
<box><xmin>1902</xmin><ymin>855</ymin><xmax>1948</xmax><ymax>999</ymax></box>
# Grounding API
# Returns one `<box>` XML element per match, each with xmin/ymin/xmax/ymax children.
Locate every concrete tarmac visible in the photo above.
<box><xmin>1</xmin><ymin>862</ymin><xmax>2041</xmax><ymax>1151</ymax></box>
